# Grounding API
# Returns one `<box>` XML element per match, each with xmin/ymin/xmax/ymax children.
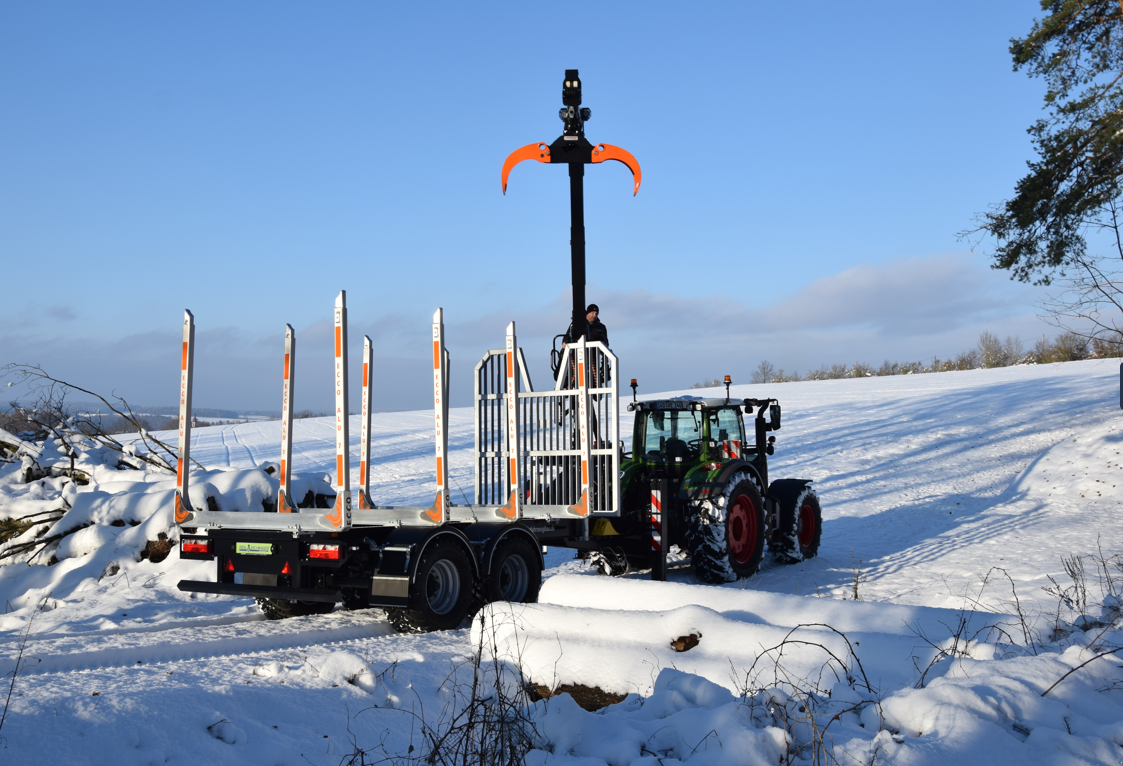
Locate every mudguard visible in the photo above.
<box><xmin>376</xmin><ymin>526</ymin><xmax>480</xmax><ymax>584</ymax></box>
<box><xmin>461</xmin><ymin>522</ymin><xmax>545</xmax><ymax>578</ymax></box>
<box><xmin>766</xmin><ymin>478</ymin><xmax>814</xmax><ymax>502</ymax></box>
<box><xmin>680</xmin><ymin>459</ymin><xmax>765</xmax><ymax>505</ymax></box>
<box><xmin>765</xmin><ymin>479</ymin><xmax>815</xmax><ymax>525</ymax></box>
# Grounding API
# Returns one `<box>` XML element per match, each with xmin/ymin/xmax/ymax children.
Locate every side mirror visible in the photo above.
<box><xmin>769</xmin><ymin>404</ymin><xmax>781</xmax><ymax>430</ymax></box>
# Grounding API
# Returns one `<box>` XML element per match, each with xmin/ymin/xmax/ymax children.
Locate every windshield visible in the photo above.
<box><xmin>642</xmin><ymin>409</ymin><xmax>702</xmax><ymax>461</ymax></box>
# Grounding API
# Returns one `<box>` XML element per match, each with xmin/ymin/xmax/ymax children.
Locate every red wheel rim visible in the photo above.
<box><xmin>728</xmin><ymin>494</ymin><xmax>758</xmax><ymax>564</ymax></box>
<box><xmin>798</xmin><ymin>503</ymin><xmax>816</xmax><ymax>548</ymax></box>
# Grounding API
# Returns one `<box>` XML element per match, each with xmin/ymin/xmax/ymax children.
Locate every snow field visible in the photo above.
<box><xmin>0</xmin><ymin>359</ymin><xmax>1120</xmax><ymax>763</ymax></box>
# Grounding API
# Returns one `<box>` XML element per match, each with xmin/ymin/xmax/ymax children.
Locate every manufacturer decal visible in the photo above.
<box><xmin>236</xmin><ymin>542</ymin><xmax>273</xmax><ymax>556</ymax></box>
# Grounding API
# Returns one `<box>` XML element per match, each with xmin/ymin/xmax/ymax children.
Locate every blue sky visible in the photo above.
<box><xmin>1</xmin><ymin>2</ymin><xmax>1054</xmax><ymax>412</ymax></box>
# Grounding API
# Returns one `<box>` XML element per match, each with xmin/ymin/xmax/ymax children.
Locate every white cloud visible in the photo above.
<box><xmin>485</xmin><ymin>252</ymin><xmax>1047</xmax><ymax>391</ymax></box>
<box><xmin>2</xmin><ymin>253</ymin><xmax>1049</xmax><ymax>410</ymax></box>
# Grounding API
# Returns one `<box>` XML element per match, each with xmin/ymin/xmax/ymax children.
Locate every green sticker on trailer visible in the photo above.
<box><xmin>236</xmin><ymin>542</ymin><xmax>273</xmax><ymax>556</ymax></box>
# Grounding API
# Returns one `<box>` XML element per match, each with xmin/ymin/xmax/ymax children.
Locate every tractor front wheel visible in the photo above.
<box><xmin>688</xmin><ymin>472</ymin><xmax>765</xmax><ymax>583</ymax></box>
<box><xmin>769</xmin><ymin>483</ymin><xmax>822</xmax><ymax>564</ymax></box>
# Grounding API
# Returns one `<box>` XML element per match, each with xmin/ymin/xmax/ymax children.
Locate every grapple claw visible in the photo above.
<box><xmin>501</xmin><ymin>143</ymin><xmax>551</xmax><ymax>194</ymax></box>
<box><xmin>591</xmin><ymin>143</ymin><xmax>642</xmax><ymax>195</ymax></box>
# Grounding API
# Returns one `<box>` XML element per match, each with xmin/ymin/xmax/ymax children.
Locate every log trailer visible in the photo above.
<box><xmin>172</xmin><ymin>71</ymin><xmax>822</xmax><ymax>632</ymax></box>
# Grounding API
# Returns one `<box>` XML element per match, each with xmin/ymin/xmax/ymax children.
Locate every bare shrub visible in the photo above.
<box><xmin>954</xmin><ymin>349</ymin><xmax>979</xmax><ymax>370</ymax></box>
<box><xmin>730</xmin><ymin>623</ymin><xmax>883</xmax><ymax>764</ymax></box>
<box><xmin>341</xmin><ymin>610</ymin><xmax>539</xmax><ymax>765</ymax></box>
<box><xmin>1051</xmin><ymin>331</ymin><xmax>1089</xmax><ymax>361</ymax></box>
<box><xmin>978</xmin><ymin>330</ymin><xmax>1004</xmax><ymax>368</ymax></box>
<box><xmin>689</xmin><ymin>378</ymin><xmax>722</xmax><ymax>390</ymax></box>
<box><xmin>877</xmin><ymin>360</ymin><xmax>899</xmax><ymax>376</ymax></box>
<box><xmin>751</xmin><ymin>360</ymin><xmax>776</xmax><ymax>385</ymax></box>
<box><xmin>0</xmin><ymin>364</ymin><xmax>183</xmax><ymax>472</ymax></box>
<box><xmin>1091</xmin><ymin>333</ymin><xmax>1123</xmax><ymax>358</ymax></box>
<box><xmin>1004</xmin><ymin>335</ymin><xmax>1025</xmax><ymax>364</ymax></box>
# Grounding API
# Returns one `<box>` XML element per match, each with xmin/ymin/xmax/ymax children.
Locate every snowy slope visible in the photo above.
<box><xmin>184</xmin><ymin>357</ymin><xmax>1123</xmax><ymax>611</ymax></box>
<box><xmin>0</xmin><ymin>358</ymin><xmax>1120</xmax><ymax>764</ymax></box>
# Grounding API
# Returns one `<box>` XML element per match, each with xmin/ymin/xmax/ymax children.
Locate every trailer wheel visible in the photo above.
<box><xmin>256</xmin><ymin>598</ymin><xmax>335</xmax><ymax>620</ymax></box>
<box><xmin>341</xmin><ymin>589</ymin><xmax>370</xmax><ymax>611</ymax></box>
<box><xmin>387</xmin><ymin>539</ymin><xmax>474</xmax><ymax>633</ymax></box>
<box><xmin>770</xmin><ymin>485</ymin><xmax>822</xmax><ymax>564</ymax></box>
<box><xmin>688</xmin><ymin>472</ymin><xmax>765</xmax><ymax>583</ymax></box>
<box><xmin>484</xmin><ymin>537</ymin><xmax>541</xmax><ymax>604</ymax></box>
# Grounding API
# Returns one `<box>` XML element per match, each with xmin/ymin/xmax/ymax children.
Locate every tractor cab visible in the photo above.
<box><xmin>632</xmin><ymin>399</ymin><xmax>749</xmax><ymax>476</ymax></box>
<box><xmin>629</xmin><ymin>396</ymin><xmax>780</xmax><ymax>481</ymax></box>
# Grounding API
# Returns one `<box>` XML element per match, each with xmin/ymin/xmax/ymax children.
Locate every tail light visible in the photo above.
<box><xmin>225</xmin><ymin>559</ymin><xmax>235</xmax><ymax>572</ymax></box>
<box><xmin>308</xmin><ymin>544</ymin><xmax>341</xmax><ymax>561</ymax></box>
<box><xmin>181</xmin><ymin>538</ymin><xmax>212</xmax><ymax>556</ymax></box>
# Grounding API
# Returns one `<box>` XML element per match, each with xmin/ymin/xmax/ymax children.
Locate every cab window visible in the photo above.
<box><xmin>643</xmin><ymin>409</ymin><xmax>702</xmax><ymax>461</ymax></box>
<box><xmin>707</xmin><ymin>407</ymin><xmax>744</xmax><ymax>444</ymax></box>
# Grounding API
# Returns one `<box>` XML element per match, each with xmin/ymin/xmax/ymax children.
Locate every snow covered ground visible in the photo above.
<box><xmin>0</xmin><ymin>358</ymin><xmax>1121</xmax><ymax>764</ymax></box>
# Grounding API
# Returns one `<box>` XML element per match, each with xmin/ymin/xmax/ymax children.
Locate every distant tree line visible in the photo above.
<box><xmin>691</xmin><ymin>330</ymin><xmax>1118</xmax><ymax>388</ymax></box>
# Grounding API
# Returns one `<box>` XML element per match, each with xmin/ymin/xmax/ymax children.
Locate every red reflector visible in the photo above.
<box><xmin>309</xmin><ymin>544</ymin><xmax>340</xmax><ymax>561</ymax></box>
<box><xmin>281</xmin><ymin>561</ymin><xmax>291</xmax><ymax>574</ymax></box>
<box><xmin>182</xmin><ymin>541</ymin><xmax>210</xmax><ymax>554</ymax></box>
<box><xmin>225</xmin><ymin>559</ymin><xmax>235</xmax><ymax>572</ymax></box>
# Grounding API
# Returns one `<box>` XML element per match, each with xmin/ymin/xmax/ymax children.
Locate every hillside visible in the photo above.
<box><xmin>0</xmin><ymin>359</ymin><xmax>1119</xmax><ymax>764</ymax></box>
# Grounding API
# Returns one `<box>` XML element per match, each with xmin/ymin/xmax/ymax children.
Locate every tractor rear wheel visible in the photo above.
<box><xmin>387</xmin><ymin>539</ymin><xmax>474</xmax><ymax>633</ymax></box>
<box><xmin>769</xmin><ymin>484</ymin><xmax>822</xmax><ymax>564</ymax></box>
<box><xmin>688</xmin><ymin>472</ymin><xmax>765</xmax><ymax>583</ymax></box>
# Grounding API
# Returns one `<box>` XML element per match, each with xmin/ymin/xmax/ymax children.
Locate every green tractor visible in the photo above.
<box><xmin>593</xmin><ymin>385</ymin><xmax>822</xmax><ymax>583</ymax></box>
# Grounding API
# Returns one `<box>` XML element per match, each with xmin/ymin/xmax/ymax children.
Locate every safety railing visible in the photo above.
<box><xmin>475</xmin><ymin>333</ymin><xmax>619</xmax><ymax>520</ymax></box>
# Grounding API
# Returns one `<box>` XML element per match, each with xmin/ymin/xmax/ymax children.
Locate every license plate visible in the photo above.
<box><xmin>236</xmin><ymin>542</ymin><xmax>273</xmax><ymax>556</ymax></box>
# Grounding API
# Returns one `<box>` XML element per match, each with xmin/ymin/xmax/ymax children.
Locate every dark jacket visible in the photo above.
<box><xmin>563</xmin><ymin>318</ymin><xmax>609</xmax><ymax>347</ymax></box>
<box><xmin>559</xmin><ymin>318</ymin><xmax>611</xmax><ymax>387</ymax></box>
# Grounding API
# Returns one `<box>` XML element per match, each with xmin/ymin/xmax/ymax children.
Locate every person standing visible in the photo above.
<box><xmin>563</xmin><ymin>304</ymin><xmax>609</xmax><ymax>347</ymax></box>
<box><xmin>557</xmin><ymin>303</ymin><xmax>612</xmax><ymax>393</ymax></box>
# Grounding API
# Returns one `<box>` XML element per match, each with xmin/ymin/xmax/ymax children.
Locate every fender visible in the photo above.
<box><xmin>461</xmin><ymin>522</ymin><xmax>545</xmax><ymax>578</ymax></box>
<box><xmin>765</xmin><ymin>478</ymin><xmax>814</xmax><ymax>503</ymax></box>
<box><xmin>375</xmin><ymin>526</ymin><xmax>480</xmax><ymax>584</ymax></box>
<box><xmin>765</xmin><ymin>478</ymin><xmax>815</xmax><ymax>540</ymax></box>
<box><xmin>680</xmin><ymin>459</ymin><xmax>765</xmax><ymax>504</ymax></box>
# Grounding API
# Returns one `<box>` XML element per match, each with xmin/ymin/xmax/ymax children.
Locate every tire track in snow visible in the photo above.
<box><xmin>2</xmin><ymin>612</ymin><xmax>401</xmax><ymax>678</ymax></box>
<box><xmin>229</xmin><ymin>427</ymin><xmax>258</xmax><ymax>466</ymax></box>
<box><xmin>219</xmin><ymin>427</ymin><xmax>233</xmax><ymax>467</ymax></box>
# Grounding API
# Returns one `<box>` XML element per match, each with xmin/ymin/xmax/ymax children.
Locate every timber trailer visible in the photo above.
<box><xmin>172</xmin><ymin>71</ymin><xmax>821</xmax><ymax>632</ymax></box>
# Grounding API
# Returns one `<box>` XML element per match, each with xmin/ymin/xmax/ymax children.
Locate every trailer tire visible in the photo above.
<box><xmin>483</xmin><ymin>537</ymin><xmax>541</xmax><ymax>604</ymax></box>
<box><xmin>341</xmin><ymin>589</ymin><xmax>370</xmax><ymax>611</ymax></box>
<box><xmin>256</xmin><ymin>598</ymin><xmax>335</xmax><ymax>620</ymax></box>
<box><xmin>688</xmin><ymin>472</ymin><xmax>765</xmax><ymax>583</ymax></box>
<box><xmin>387</xmin><ymin>539</ymin><xmax>474</xmax><ymax>633</ymax></box>
<box><xmin>770</xmin><ymin>485</ymin><xmax>822</xmax><ymax>564</ymax></box>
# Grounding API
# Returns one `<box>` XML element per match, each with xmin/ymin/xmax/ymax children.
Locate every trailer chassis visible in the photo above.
<box><xmin>173</xmin><ymin>292</ymin><xmax>636</xmax><ymax>629</ymax></box>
